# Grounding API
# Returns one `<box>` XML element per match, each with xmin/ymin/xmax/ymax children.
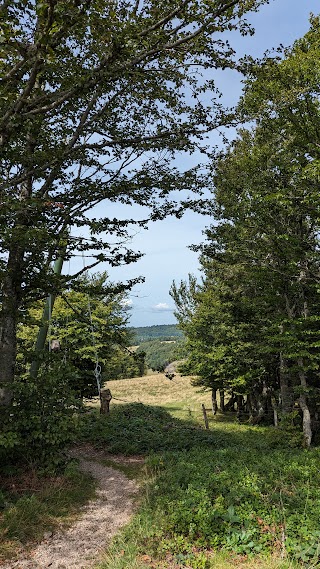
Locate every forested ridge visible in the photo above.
<box><xmin>130</xmin><ymin>324</ymin><xmax>185</xmax><ymax>371</ymax></box>
<box><xmin>130</xmin><ymin>324</ymin><xmax>184</xmax><ymax>343</ymax></box>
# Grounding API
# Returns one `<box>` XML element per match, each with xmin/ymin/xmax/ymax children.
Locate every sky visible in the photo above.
<box><xmin>82</xmin><ymin>0</ymin><xmax>320</xmax><ymax>328</ymax></box>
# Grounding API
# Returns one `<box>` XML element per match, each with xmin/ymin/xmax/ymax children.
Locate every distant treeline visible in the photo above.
<box><xmin>130</xmin><ymin>324</ymin><xmax>184</xmax><ymax>344</ymax></box>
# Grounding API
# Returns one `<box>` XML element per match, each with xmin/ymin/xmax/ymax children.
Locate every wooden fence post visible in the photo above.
<box><xmin>100</xmin><ymin>389</ymin><xmax>112</xmax><ymax>415</ymax></box>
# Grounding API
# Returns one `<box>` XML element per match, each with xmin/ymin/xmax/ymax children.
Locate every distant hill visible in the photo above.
<box><xmin>130</xmin><ymin>324</ymin><xmax>184</xmax><ymax>344</ymax></box>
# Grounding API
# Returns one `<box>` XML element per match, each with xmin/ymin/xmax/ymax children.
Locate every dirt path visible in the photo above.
<box><xmin>4</xmin><ymin>449</ymin><xmax>141</xmax><ymax>569</ymax></box>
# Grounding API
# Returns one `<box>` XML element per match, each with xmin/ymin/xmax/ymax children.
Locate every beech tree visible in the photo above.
<box><xmin>0</xmin><ymin>0</ymin><xmax>270</xmax><ymax>406</ymax></box>
<box><xmin>171</xmin><ymin>19</ymin><xmax>320</xmax><ymax>445</ymax></box>
<box><xmin>173</xmin><ymin>122</ymin><xmax>320</xmax><ymax>443</ymax></box>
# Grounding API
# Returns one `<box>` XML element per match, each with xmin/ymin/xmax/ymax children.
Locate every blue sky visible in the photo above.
<box><xmin>98</xmin><ymin>1</ymin><xmax>320</xmax><ymax>328</ymax></box>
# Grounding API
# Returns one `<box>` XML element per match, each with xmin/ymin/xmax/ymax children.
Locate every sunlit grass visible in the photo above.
<box><xmin>89</xmin><ymin>373</ymin><xmax>213</xmax><ymax>422</ymax></box>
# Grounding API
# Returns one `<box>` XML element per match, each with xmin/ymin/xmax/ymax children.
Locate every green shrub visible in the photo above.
<box><xmin>0</xmin><ymin>363</ymin><xmax>81</xmax><ymax>468</ymax></box>
<box><xmin>84</xmin><ymin>403</ymin><xmax>320</xmax><ymax>566</ymax></box>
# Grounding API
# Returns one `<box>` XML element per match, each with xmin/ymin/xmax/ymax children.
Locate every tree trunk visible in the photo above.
<box><xmin>236</xmin><ymin>395</ymin><xmax>243</xmax><ymax>420</ymax></box>
<box><xmin>0</xmin><ymin>245</ymin><xmax>24</xmax><ymax>406</ymax></box>
<box><xmin>247</xmin><ymin>394</ymin><xmax>254</xmax><ymax>423</ymax></box>
<box><xmin>225</xmin><ymin>393</ymin><xmax>236</xmax><ymax>412</ymax></box>
<box><xmin>30</xmin><ymin>255</ymin><xmax>64</xmax><ymax>379</ymax></box>
<box><xmin>279</xmin><ymin>353</ymin><xmax>294</xmax><ymax>415</ymax></box>
<box><xmin>0</xmin><ymin>311</ymin><xmax>17</xmax><ymax>406</ymax></box>
<box><xmin>297</xmin><ymin>358</ymin><xmax>312</xmax><ymax>447</ymax></box>
<box><xmin>271</xmin><ymin>394</ymin><xmax>279</xmax><ymax>427</ymax></box>
<box><xmin>248</xmin><ymin>388</ymin><xmax>266</xmax><ymax>425</ymax></box>
<box><xmin>219</xmin><ymin>389</ymin><xmax>225</xmax><ymax>412</ymax></box>
<box><xmin>211</xmin><ymin>388</ymin><xmax>217</xmax><ymax>415</ymax></box>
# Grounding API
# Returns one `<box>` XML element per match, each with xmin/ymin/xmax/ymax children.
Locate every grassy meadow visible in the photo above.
<box><xmin>91</xmin><ymin>372</ymin><xmax>213</xmax><ymax>420</ymax></box>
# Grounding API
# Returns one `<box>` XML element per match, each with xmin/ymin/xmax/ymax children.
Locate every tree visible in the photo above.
<box><xmin>237</xmin><ymin>16</ymin><xmax>320</xmax><ymax>444</ymax></box>
<box><xmin>0</xmin><ymin>0</ymin><xmax>270</xmax><ymax>406</ymax></box>
<box><xmin>17</xmin><ymin>272</ymin><xmax>145</xmax><ymax>397</ymax></box>
<box><xmin>171</xmin><ymin>25</ymin><xmax>320</xmax><ymax>442</ymax></box>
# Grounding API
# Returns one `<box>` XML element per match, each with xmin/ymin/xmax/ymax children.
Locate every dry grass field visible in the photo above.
<box><xmin>92</xmin><ymin>373</ymin><xmax>213</xmax><ymax>420</ymax></box>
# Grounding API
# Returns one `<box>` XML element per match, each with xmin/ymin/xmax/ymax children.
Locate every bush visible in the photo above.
<box><xmin>0</xmin><ymin>363</ymin><xmax>81</xmax><ymax>468</ymax></box>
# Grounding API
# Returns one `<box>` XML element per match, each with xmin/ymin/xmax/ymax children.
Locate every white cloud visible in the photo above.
<box><xmin>153</xmin><ymin>302</ymin><xmax>173</xmax><ymax>312</ymax></box>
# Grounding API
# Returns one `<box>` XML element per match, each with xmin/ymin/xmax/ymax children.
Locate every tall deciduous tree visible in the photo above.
<box><xmin>0</xmin><ymin>0</ymin><xmax>270</xmax><ymax>405</ymax></box>
<box><xmin>172</xmin><ymin>19</ymin><xmax>320</xmax><ymax>445</ymax></box>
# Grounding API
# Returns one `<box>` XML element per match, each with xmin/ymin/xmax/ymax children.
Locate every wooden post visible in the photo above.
<box><xmin>202</xmin><ymin>403</ymin><xmax>209</xmax><ymax>429</ymax></box>
<box><xmin>100</xmin><ymin>389</ymin><xmax>112</xmax><ymax>415</ymax></box>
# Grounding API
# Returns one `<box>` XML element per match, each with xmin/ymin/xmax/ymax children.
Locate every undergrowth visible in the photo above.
<box><xmin>80</xmin><ymin>403</ymin><xmax>320</xmax><ymax>569</ymax></box>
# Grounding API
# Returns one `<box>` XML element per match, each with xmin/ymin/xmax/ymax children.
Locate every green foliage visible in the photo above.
<box><xmin>0</xmin><ymin>362</ymin><xmax>81</xmax><ymax>465</ymax></box>
<box><xmin>1</xmin><ymin>0</ymin><xmax>268</xmax><ymax>410</ymax></box>
<box><xmin>17</xmin><ymin>272</ymin><xmax>144</xmax><ymax>396</ymax></box>
<box><xmin>1</xmin><ymin>271</ymin><xmax>145</xmax><ymax>465</ymax></box>
<box><xmin>0</xmin><ymin>462</ymin><xmax>95</xmax><ymax>559</ymax></box>
<box><xmin>171</xmin><ymin>19</ymin><xmax>320</xmax><ymax>444</ymax></box>
<box><xmin>79</xmin><ymin>403</ymin><xmax>216</xmax><ymax>455</ymax></box>
<box><xmin>1</xmin><ymin>495</ymin><xmax>48</xmax><ymax>543</ymax></box>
